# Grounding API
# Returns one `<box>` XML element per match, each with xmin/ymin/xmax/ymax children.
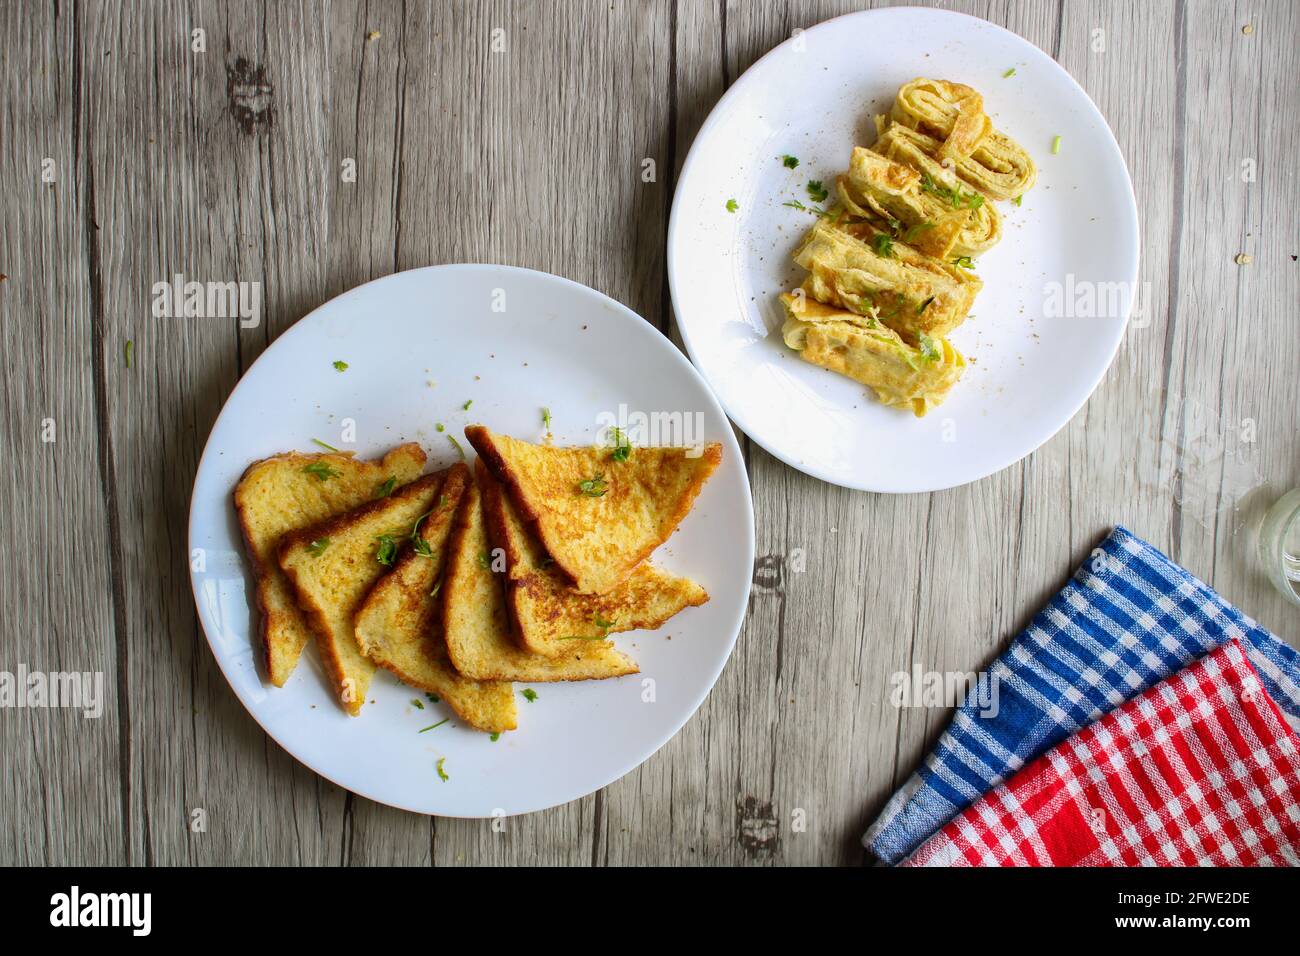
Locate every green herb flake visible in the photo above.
<box><xmin>951</xmin><ymin>255</ymin><xmax>975</xmax><ymax>269</ymax></box>
<box><xmin>307</xmin><ymin>538</ymin><xmax>330</xmax><ymax>557</ymax></box>
<box><xmin>1003</xmin><ymin>67</ymin><xmax>1016</xmax><ymax>78</ymax></box>
<box><xmin>375</xmin><ymin>534</ymin><xmax>398</xmax><ymax>566</ymax></box>
<box><xmin>302</xmin><ymin>461</ymin><xmax>342</xmax><ymax>482</ymax></box>
<box><xmin>806</xmin><ymin>179</ymin><xmax>829</xmax><ymax>203</ymax></box>
<box><xmin>410</xmin><ymin>510</ymin><xmax>435</xmax><ymax>558</ymax></box>
<box><xmin>436</xmin><ymin>757</ymin><xmax>449</xmax><ymax>781</ymax></box>
<box><xmin>872</xmin><ymin>233</ymin><xmax>895</xmax><ymax>258</ymax></box>
<box><xmin>124</xmin><ymin>340</ymin><xmax>134</xmax><ymax>368</ymax></box>
<box><xmin>462</xmin><ymin>399</ymin><xmax>473</xmax><ymax>411</ymax></box>
<box><xmin>542</xmin><ymin>407</ymin><xmax>552</xmax><ymax>429</ymax></box>
<box><xmin>916</xmin><ymin>296</ymin><xmax>936</xmax><ymax>315</ymax></box>
<box><xmin>783</xmin><ymin>199</ymin><xmax>833</xmax><ymax>218</ymax></box>
<box><xmin>429</xmin><ymin>579</ymin><xmax>442</xmax><ymax>598</ymax></box>
<box><xmin>917</xmin><ymin>332</ymin><xmax>941</xmax><ymax>364</ymax></box>
<box><xmin>577</xmin><ymin>473</ymin><xmax>609</xmax><ymax>497</ymax></box>
<box><xmin>477</xmin><ymin>551</ymin><xmax>492</xmax><ymax>569</ymax></box>
<box><xmin>312</xmin><ymin>438</ymin><xmax>342</xmax><ymax>452</ymax></box>
<box><xmin>490</xmin><ymin>732</ymin><xmax>500</xmax><ymax>742</ymax></box>
<box><xmin>1051</xmin><ymin>135</ymin><xmax>1062</xmax><ymax>155</ymax></box>
<box><xmin>521</xmin><ymin>689</ymin><xmax>538</xmax><ymax>703</ymax></box>
<box><xmin>725</xmin><ymin>198</ymin><xmax>738</xmax><ymax>213</ymax></box>
<box><xmin>419</xmin><ymin>718</ymin><xmax>450</xmax><ymax>733</ymax></box>
<box><xmin>609</xmin><ymin>426</ymin><xmax>632</xmax><ymax>463</ymax></box>
<box><xmin>435</xmin><ymin>422</ymin><xmax>445</xmax><ymax>432</ymax></box>
<box><xmin>426</xmin><ymin>693</ymin><xmax>441</xmax><ymax>704</ymax></box>
<box><xmin>781</xmin><ymin>154</ymin><xmax>799</xmax><ymax>169</ymax></box>
<box><xmin>332</xmin><ymin>360</ymin><xmax>349</xmax><ymax>372</ymax></box>
<box><xmin>375</xmin><ymin>476</ymin><xmax>397</xmax><ymax>497</ymax></box>
<box><xmin>412</xmin><ymin>698</ymin><xmax>425</xmax><ymax>710</ymax></box>
<box><xmin>447</xmin><ymin>434</ymin><xmax>466</xmax><ymax>459</ymax></box>
<box><xmin>1012</xmin><ymin>195</ymin><xmax>1023</xmax><ymax>207</ymax></box>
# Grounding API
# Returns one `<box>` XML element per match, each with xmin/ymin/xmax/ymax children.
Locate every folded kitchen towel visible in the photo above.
<box><xmin>865</xmin><ymin>526</ymin><xmax>1300</xmax><ymax>864</ymax></box>
<box><xmin>902</xmin><ymin>640</ymin><xmax>1300</xmax><ymax>866</ymax></box>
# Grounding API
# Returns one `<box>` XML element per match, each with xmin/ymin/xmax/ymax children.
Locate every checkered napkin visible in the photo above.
<box><xmin>865</xmin><ymin>526</ymin><xmax>1300</xmax><ymax>864</ymax></box>
<box><xmin>902</xmin><ymin>640</ymin><xmax>1300</xmax><ymax>866</ymax></box>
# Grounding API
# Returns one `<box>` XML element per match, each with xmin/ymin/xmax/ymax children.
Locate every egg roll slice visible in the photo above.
<box><xmin>837</xmin><ymin>147</ymin><xmax>1000</xmax><ymax>259</ymax></box>
<box><xmin>887</xmin><ymin>78</ymin><xmax>1036</xmax><ymax>200</ymax></box>
<box><xmin>780</xmin><ymin>293</ymin><xmax>965</xmax><ymax>417</ymax></box>
<box><xmin>793</xmin><ymin>218</ymin><xmax>980</xmax><ymax>344</ymax></box>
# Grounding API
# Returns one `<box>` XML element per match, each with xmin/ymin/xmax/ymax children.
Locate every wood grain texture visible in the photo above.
<box><xmin>1</xmin><ymin>0</ymin><xmax>1295</xmax><ymax>866</ymax></box>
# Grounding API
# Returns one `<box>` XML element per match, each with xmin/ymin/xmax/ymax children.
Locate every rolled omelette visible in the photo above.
<box><xmin>780</xmin><ymin>292</ymin><xmax>966</xmax><ymax>417</ymax></box>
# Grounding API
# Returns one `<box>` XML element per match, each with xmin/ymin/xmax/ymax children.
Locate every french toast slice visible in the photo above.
<box><xmin>442</xmin><ymin>465</ymin><xmax>638</xmax><ymax>683</ymax></box>
<box><xmin>465</xmin><ymin>425</ymin><xmax>721</xmax><ymax>594</ymax></box>
<box><xmin>278</xmin><ymin>471</ymin><xmax>444</xmax><ymax>715</ymax></box>
<box><xmin>352</xmin><ymin>465</ymin><xmax>517</xmax><ymax>733</ymax></box>
<box><xmin>479</xmin><ymin>461</ymin><xmax>708</xmax><ymax>657</ymax></box>
<box><xmin>234</xmin><ymin>443</ymin><xmax>427</xmax><ymax>686</ymax></box>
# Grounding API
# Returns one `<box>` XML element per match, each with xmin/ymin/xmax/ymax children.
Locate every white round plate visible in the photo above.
<box><xmin>668</xmin><ymin>7</ymin><xmax>1138</xmax><ymax>493</ymax></box>
<box><xmin>189</xmin><ymin>264</ymin><xmax>754</xmax><ymax>816</ymax></box>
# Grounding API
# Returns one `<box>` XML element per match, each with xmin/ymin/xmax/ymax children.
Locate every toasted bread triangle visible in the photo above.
<box><xmin>353</xmin><ymin>464</ymin><xmax>517</xmax><ymax>733</ymax></box>
<box><xmin>465</xmin><ymin>425</ymin><xmax>721</xmax><ymax>594</ymax></box>
<box><xmin>233</xmin><ymin>443</ymin><xmax>427</xmax><ymax>686</ymax></box>
<box><xmin>278</xmin><ymin>470</ymin><xmax>445</xmax><ymax>715</ymax></box>
<box><xmin>479</xmin><ymin>459</ymin><xmax>708</xmax><ymax>657</ymax></box>
<box><xmin>442</xmin><ymin>465</ymin><xmax>638</xmax><ymax>683</ymax></box>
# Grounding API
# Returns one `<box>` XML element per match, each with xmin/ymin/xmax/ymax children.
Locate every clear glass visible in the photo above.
<box><xmin>1257</xmin><ymin>487</ymin><xmax>1300</xmax><ymax>607</ymax></box>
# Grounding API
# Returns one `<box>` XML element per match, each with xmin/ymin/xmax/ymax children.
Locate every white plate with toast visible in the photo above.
<box><xmin>668</xmin><ymin>7</ymin><xmax>1138</xmax><ymax>492</ymax></box>
<box><xmin>189</xmin><ymin>264</ymin><xmax>754</xmax><ymax>817</ymax></box>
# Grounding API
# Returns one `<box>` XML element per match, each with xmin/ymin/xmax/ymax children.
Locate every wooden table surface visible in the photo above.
<box><xmin>3</xmin><ymin>0</ymin><xmax>1297</xmax><ymax>866</ymax></box>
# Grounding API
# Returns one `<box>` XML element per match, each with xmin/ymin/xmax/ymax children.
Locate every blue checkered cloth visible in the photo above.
<box><xmin>864</xmin><ymin>526</ymin><xmax>1300</xmax><ymax>865</ymax></box>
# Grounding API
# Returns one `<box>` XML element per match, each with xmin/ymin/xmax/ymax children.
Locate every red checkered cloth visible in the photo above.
<box><xmin>903</xmin><ymin>640</ymin><xmax>1300</xmax><ymax>866</ymax></box>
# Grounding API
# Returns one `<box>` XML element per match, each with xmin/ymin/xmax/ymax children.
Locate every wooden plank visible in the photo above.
<box><xmin>0</xmin><ymin>0</ymin><xmax>124</xmax><ymax>866</ymax></box>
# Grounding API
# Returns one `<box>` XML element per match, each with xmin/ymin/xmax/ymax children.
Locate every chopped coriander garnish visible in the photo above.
<box><xmin>592</xmin><ymin>612</ymin><xmax>616</xmax><ymax>632</ymax></box>
<box><xmin>725</xmin><ymin>198</ymin><xmax>738</xmax><ymax>213</ymax></box>
<box><xmin>302</xmin><ymin>461</ymin><xmax>341</xmax><ymax>481</ymax></box>
<box><xmin>541</xmin><ymin>407</ymin><xmax>552</xmax><ymax>429</ymax></box>
<box><xmin>312</xmin><ymin>438</ymin><xmax>342</xmax><ymax>452</ymax></box>
<box><xmin>916</xmin><ymin>295</ymin><xmax>936</xmax><ymax>315</ymax></box>
<box><xmin>951</xmin><ymin>255</ymin><xmax>975</xmax><ymax>269</ymax></box>
<box><xmin>124</xmin><ymin>340</ymin><xmax>134</xmax><ymax>368</ymax></box>
<box><xmin>307</xmin><ymin>538</ymin><xmax>330</xmax><ymax>557</ymax></box>
<box><xmin>577</xmin><ymin>473</ymin><xmax>608</xmax><ymax>497</ymax></box>
<box><xmin>1003</xmin><ymin>67</ymin><xmax>1016</xmax><ymax>78</ymax></box>
<box><xmin>1051</xmin><ymin>135</ymin><xmax>1062</xmax><ymax>155</ymax></box>
<box><xmin>435</xmin><ymin>422</ymin><xmax>445</xmax><ymax>432</ymax></box>
<box><xmin>332</xmin><ymin>360</ymin><xmax>348</xmax><ymax>372</ymax></box>
<box><xmin>429</xmin><ymin>579</ymin><xmax>442</xmax><ymax>598</ymax></box>
<box><xmin>412</xmin><ymin>698</ymin><xmax>425</xmax><ymax>710</ymax></box>
<box><xmin>781</xmin><ymin>154</ymin><xmax>799</xmax><ymax>169</ymax></box>
<box><xmin>783</xmin><ymin>199</ymin><xmax>833</xmax><ymax>218</ymax></box>
<box><xmin>462</xmin><ymin>399</ymin><xmax>472</xmax><ymax>410</ymax></box>
<box><xmin>419</xmin><ymin>718</ymin><xmax>449</xmax><ymax>733</ymax></box>
<box><xmin>806</xmin><ymin>179</ymin><xmax>829</xmax><ymax>203</ymax></box>
<box><xmin>872</xmin><ymin>233</ymin><xmax>895</xmax><ymax>258</ymax></box>
<box><xmin>426</xmin><ymin>693</ymin><xmax>441</xmax><ymax>704</ymax></box>
<box><xmin>919</xmin><ymin>172</ymin><xmax>984</xmax><ymax>210</ymax></box>
<box><xmin>477</xmin><ymin>551</ymin><xmax>491</xmax><ymax>569</ymax></box>
<box><xmin>375</xmin><ymin>476</ymin><xmax>397</xmax><ymax>497</ymax></box>
<box><xmin>375</xmin><ymin>533</ymin><xmax>398</xmax><ymax>566</ymax></box>
<box><xmin>436</xmin><ymin>757</ymin><xmax>449</xmax><ymax>781</ymax></box>
<box><xmin>1012</xmin><ymin>195</ymin><xmax>1023</xmax><ymax>207</ymax></box>
<box><xmin>490</xmin><ymin>732</ymin><xmax>500</xmax><ymax>742</ymax></box>
<box><xmin>609</xmin><ymin>426</ymin><xmax>632</xmax><ymax>462</ymax></box>
<box><xmin>917</xmin><ymin>332</ymin><xmax>940</xmax><ymax>363</ymax></box>
<box><xmin>521</xmin><ymin>689</ymin><xmax>538</xmax><ymax>703</ymax></box>
<box><xmin>447</xmin><ymin>434</ymin><xmax>466</xmax><ymax>459</ymax></box>
<box><xmin>410</xmin><ymin>510</ymin><xmax>435</xmax><ymax>557</ymax></box>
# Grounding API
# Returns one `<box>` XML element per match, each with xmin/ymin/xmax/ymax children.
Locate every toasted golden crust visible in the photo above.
<box><xmin>278</xmin><ymin>471</ymin><xmax>445</xmax><ymax>715</ymax></box>
<box><xmin>465</xmin><ymin>425</ymin><xmax>721</xmax><ymax>594</ymax></box>
<box><xmin>442</xmin><ymin>466</ymin><xmax>639</xmax><ymax>683</ymax></box>
<box><xmin>233</xmin><ymin>443</ymin><xmax>427</xmax><ymax>686</ymax></box>
<box><xmin>479</xmin><ymin>461</ymin><xmax>708</xmax><ymax>657</ymax></box>
<box><xmin>352</xmin><ymin>465</ymin><xmax>517</xmax><ymax>733</ymax></box>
